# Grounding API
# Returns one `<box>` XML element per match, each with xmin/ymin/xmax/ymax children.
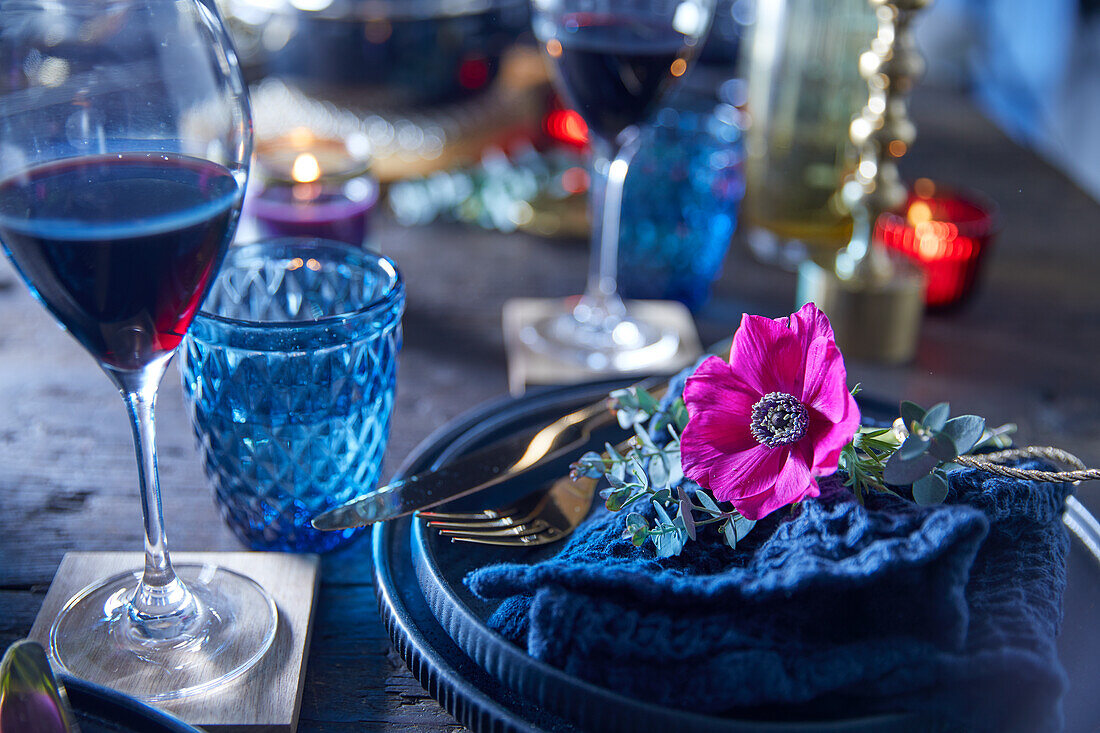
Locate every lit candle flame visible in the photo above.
<box><xmin>291</xmin><ymin>153</ymin><xmax>322</xmax><ymax>184</ymax></box>
<box><xmin>907</xmin><ymin>200</ymin><xmax>933</xmax><ymax>227</ymax></box>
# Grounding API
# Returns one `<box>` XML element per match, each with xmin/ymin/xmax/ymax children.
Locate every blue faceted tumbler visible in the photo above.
<box><xmin>618</xmin><ymin>105</ymin><xmax>745</xmax><ymax>312</ymax></box>
<box><xmin>182</xmin><ymin>238</ymin><xmax>404</xmax><ymax>552</ymax></box>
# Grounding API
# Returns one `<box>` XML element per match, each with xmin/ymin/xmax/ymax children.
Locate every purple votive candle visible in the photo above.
<box><xmin>247</xmin><ymin>131</ymin><xmax>379</xmax><ymax>248</ymax></box>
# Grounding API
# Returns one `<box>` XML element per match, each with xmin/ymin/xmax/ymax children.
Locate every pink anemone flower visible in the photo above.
<box><xmin>680</xmin><ymin>303</ymin><xmax>861</xmax><ymax>520</ymax></box>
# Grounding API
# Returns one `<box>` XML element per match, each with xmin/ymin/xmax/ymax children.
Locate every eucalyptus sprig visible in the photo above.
<box><xmin>570</xmin><ymin>386</ymin><xmax>756</xmax><ymax>558</ymax></box>
<box><xmin>577</xmin><ymin>385</ymin><xmax>1017</xmax><ymax>558</ymax></box>
<box><xmin>839</xmin><ymin>400</ymin><xmax>1016</xmax><ymax>505</ymax></box>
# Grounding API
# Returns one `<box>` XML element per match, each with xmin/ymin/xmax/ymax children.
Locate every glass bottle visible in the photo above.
<box><xmin>740</xmin><ymin>0</ymin><xmax>876</xmax><ymax>254</ymax></box>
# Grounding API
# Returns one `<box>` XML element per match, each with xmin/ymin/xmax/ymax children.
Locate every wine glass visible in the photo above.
<box><xmin>528</xmin><ymin>0</ymin><xmax>715</xmax><ymax>372</ymax></box>
<box><xmin>0</xmin><ymin>0</ymin><xmax>276</xmax><ymax>700</ymax></box>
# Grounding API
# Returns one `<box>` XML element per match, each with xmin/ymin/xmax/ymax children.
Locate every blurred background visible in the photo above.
<box><xmin>920</xmin><ymin>0</ymin><xmax>1100</xmax><ymax>200</ymax></box>
<box><xmin>214</xmin><ymin>0</ymin><xmax>1100</xmax><ymax>313</ymax></box>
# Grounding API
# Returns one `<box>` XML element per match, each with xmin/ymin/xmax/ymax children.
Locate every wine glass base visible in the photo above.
<box><xmin>48</xmin><ymin>563</ymin><xmax>277</xmax><ymax>702</ymax></box>
<box><xmin>518</xmin><ymin>298</ymin><xmax>682</xmax><ymax>373</ymax></box>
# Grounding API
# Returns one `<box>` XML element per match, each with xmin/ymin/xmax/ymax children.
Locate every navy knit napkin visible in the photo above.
<box><xmin>465</xmin><ymin>464</ymin><xmax>1071</xmax><ymax>731</ymax></box>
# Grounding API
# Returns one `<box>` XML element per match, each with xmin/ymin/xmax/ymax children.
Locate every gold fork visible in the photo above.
<box><xmin>418</xmin><ymin>433</ymin><xmax>640</xmax><ymax>546</ymax></box>
<box><xmin>416</xmin><ymin>374</ymin><xmax>675</xmax><ymax>547</ymax></box>
<box><xmin>419</xmin><ymin>471</ymin><xmax>599</xmax><ymax>546</ymax></box>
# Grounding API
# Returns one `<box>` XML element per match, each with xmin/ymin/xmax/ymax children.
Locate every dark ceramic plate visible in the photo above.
<box><xmin>373</xmin><ymin>381</ymin><xmax>1100</xmax><ymax>733</ymax></box>
<box><xmin>61</xmin><ymin>676</ymin><xmax>201</xmax><ymax>733</ymax></box>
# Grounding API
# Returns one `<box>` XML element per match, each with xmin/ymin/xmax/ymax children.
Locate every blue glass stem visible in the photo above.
<box><xmin>107</xmin><ymin>356</ymin><xmax>199</xmax><ymax>639</ymax></box>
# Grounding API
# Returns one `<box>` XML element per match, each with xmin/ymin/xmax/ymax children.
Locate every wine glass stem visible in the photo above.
<box><xmin>578</xmin><ymin>130</ymin><xmax>640</xmax><ymax>326</ymax></box>
<box><xmin>108</xmin><ymin>356</ymin><xmax>196</xmax><ymax>635</ymax></box>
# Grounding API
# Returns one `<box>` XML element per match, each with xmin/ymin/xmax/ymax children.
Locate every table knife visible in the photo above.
<box><xmin>312</xmin><ymin>380</ymin><xmax>664</xmax><ymax>531</ymax></box>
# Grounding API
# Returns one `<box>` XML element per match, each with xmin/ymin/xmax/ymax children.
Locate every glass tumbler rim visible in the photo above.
<box><xmin>192</xmin><ymin>237</ymin><xmax>404</xmax><ymax>339</ymax></box>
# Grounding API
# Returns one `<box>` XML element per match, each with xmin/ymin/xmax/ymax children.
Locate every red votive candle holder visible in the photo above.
<box><xmin>247</xmin><ymin>130</ymin><xmax>379</xmax><ymax>248</ymax></box>
<box><xmin>875</xmin><ymin>178</ymin><xmax>997</xmax><ymax>309</ymax></box>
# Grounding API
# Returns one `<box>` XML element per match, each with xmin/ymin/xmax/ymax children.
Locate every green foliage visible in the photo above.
<box><xmin>842</xmin><ymin>400</ymin><xmax>1015</xmax><ymax>505</ymax></box>
<box><xmin>608</xmin><ymin>386</ymin><xmax>660</xmax><ymax>429</ymax></box>
<box><xmin>579</xmin><ymin>386</ymin><xmax>756</xmax><ymax>558</ymax></box>
<box><xmin>581</xmin><ymin>386</ymin><xmax>1016</xmax><ymax>559</ymax></box>
<box><xmin>838</xmin><ymin>426</ymin><xmax>903</xmax><ymax>502</ymax></box>
<box><xmin>913</xmin><ymin>470</ymin><xmax>950</xmax><ymax>505</ymax></box>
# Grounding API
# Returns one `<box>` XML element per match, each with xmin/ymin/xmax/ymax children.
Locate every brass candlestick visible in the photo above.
<box><xmin>797</xmin><ymin>0</ymin><xmax>931</xmax><ymax>364</ymax></box>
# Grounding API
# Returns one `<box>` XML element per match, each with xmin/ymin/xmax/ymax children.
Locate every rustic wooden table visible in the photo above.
<box><xmin>2</xmin><ymin>88</ymin><xmax>1098</xmax><ymax>730</ymax></box>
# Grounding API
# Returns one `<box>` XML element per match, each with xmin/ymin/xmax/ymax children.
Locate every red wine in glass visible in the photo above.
<box><xmin>0</xmin><ymin>153</ymin><xmax>240</xmax><ymax>371</ymax></box>
<box><xmin>550</xmin><ymin>15</ymin><xmax>689</xmax><ymax>142</ymax></box>
<box><xmin>0</xmin><ymin>0</ymin><xmax>276</xmax><ymax>702</ymax></box>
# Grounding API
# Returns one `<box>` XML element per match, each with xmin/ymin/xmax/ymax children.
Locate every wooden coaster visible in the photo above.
<box><xmin>29</xmin><ymin>552</ymin><xmax>320</xmax><ymax>733</ymax></box>
<box><xmin>502</xmin><ymin>297</ymin><xmax>703</xmax><ymax>395</ymax></box>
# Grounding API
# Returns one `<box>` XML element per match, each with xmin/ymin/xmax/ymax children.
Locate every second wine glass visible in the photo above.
<box><xmin>529</xmin><ymin>0</ymin><xmax>715</xmax><ymax>371</ymax></box>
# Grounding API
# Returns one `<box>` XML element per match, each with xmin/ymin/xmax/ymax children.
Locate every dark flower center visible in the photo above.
<box><xmin>750</xmin><ymin>392</ymin><xmax>809</xmax><ymax>448</ymax></box>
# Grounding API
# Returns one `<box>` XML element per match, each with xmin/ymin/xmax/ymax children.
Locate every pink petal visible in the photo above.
<box><xmin>682</xmin><ymin>363</ymin><xmax>759</xmax><ymax>448</ymax></box>
<box><xmin>683</xmin><ymin>357</ymin><xmax>760</xmax><ymax>417</ymax></box>
<box><xmin>788</xmin><ymin>302</ymin><xmax>836</xmax><ymax>349</ymax></box>
<box><xmin>811</xmin><ymin>441</ymin><xmax>846</xmax><ymax>477</ymax></box>
<box><xmin>800</xmin><ymin>337</ymin><xmax>856</xmax><ymax>424</ymax></box>
<box><xmin>728</xmin><ymin>313</ymin><xmax>805</xmax><ymax>396</ymax></box>
<box><xmin>806</xmin><ymin>393</ymin><xmax>861</xmax><ymax>475</ymax></box>
<box><xmin>685</xmin><ymin>443</ymin><xmax>787</xmax><ymax>504</ymax></box>
<box><xmin>681</xmin><ymin>357</ymin><xmax>761</xmax><ymax>495</ymax></box>
<box><xmin>734</xmin><ymin>453</ymin><xmax>819</xmax><ymax>520</ymax></box>
<box><xmin>680</xmin><ymin>413</ymin><xmax>756</xmax><ymax>476</ymax></box>
<box><xmin>774</xmin><ymin>445</ymin><xmax>814</xmax><ymax>504</ymax></box>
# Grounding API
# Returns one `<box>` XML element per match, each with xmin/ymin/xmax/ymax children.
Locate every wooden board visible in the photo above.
<box><xmin>29</xmin><ymin>552</ymin><xmax>320</xmax><ymax>733</ymax></box>
<box><xmin>502</xmin><ymin>296</ymin><xmax>704</xmax><ymax>395</ymax></box>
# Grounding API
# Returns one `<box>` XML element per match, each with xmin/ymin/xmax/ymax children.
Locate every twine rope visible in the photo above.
<box><xmin>955</xmin><ymin>447</ymin><xmax>1100</xmax><ymax>483</ymax></box>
